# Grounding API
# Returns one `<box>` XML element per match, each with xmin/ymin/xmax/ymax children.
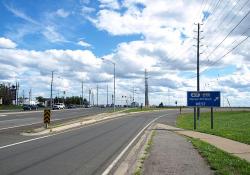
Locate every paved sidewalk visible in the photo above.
<box><xmin>143</xmin><ymin>123</ymin><xmax>213</xmax><ymax>175</ymax></box>
<box><xmin>159</xmin><ymin>123</ymin><xmax>250</xmax><ymax>163</ymax></box>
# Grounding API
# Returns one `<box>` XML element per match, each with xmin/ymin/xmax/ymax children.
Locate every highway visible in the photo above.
<box><xmin>0</xmin><ymin>110</ymin><xmax>178</xmax><ymax>175</ymax></box>
<box><xmin>0</xmin><ymin>107</ymin><xmax>112</xmax><ymax>131</ymax></box>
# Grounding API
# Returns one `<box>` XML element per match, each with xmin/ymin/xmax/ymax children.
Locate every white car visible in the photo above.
<box><xmin>53</xmin><ymin>103</ymin><xmax>65</xmax><ymax>110</ymax></box>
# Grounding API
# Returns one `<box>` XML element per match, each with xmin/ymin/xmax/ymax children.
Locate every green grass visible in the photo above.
<box><xmin>191</xmin><ymin>138</ymin><xmax>250</xmax><ymax>175</ymax></box>
<box><xmin>177</xmin><ymin>111</ymin><xmax>250</xmax><ymax>145</ymax></box>
<box><xmin>0</xmin><ymin>105</ymin><xmax>22</xmax><ymax>110</ymax></box>
<box><xmin>124</xmin><ymin>107</ymin><xmax>174</xmax><ymax>113</ymax></box>
<box><xmin>134</xmin><ymin>130</ymin><xmax>156</xmax><ymax>175</ymax></box>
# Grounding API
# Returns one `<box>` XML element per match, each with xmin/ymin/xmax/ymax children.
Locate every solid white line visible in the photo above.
<box><xmin>0</xmin><ymin>113</ymin><xmax>126</xmax><ymax>150</ymax></box>
<box><xmin>0</xmin><ymin>115</ymin><xmax>7</xmax><ymax>117</ymax></box>
<box><xmin>101</xmin><ymin>114</ymin><xmax>168</xmax><ymax>175</ymax></box>
<box><xmin>0</xmin><ymin>108</ymin><xmax>90</xmax><ymax>115</ymax></box>
<box><xmin>0</xmin><ymin>134</ymin><xmax>57</xmax><ymax>150</ymax></box>
<box><xmin>0</xmin><ymin>118</ymin><xmax>65</xmax><ymax>131</ymax></box>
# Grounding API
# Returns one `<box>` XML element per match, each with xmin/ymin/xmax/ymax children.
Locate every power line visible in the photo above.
<box><xmin>199</xmin><ymin>35</ymin><xmax>249</xmax><ymax>75</ymax></box>
<box><xmin>201</xmin><ymin>0</ymin><xmax>250</xmax><ymax>60</ymax></box>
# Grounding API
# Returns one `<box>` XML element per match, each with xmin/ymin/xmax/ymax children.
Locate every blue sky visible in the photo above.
<box><xmin>0</xmin><ymin>0</ymin><xmax>142</xmax><ymax>56</ymax></box>
<box><xmin>0</xmin><ymin>0</ymin><xmax>250</xmax><ymax>106</ymax></box>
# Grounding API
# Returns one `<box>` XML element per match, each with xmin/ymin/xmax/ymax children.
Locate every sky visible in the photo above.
<box><xmin>0</xmin><ymin>0</ymin><xmax>250</xmax><ymax>106</ymax></box>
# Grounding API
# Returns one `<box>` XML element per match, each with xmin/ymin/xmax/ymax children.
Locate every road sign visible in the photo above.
<box><xmin>44</xmin><ymin>109</ymin><xmax>51</xmax><ymax>124</ymax></box>
<box><xmin>187</xmin><ymin>91</ymin><xmax>220</xmax><ymax>107</ymax></box>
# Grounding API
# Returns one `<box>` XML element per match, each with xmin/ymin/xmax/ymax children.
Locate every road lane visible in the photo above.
<box><xmin>0</xmin><ymin>110</ymin><xmax>177</xmax><ymax>175</ymax></box>
<box><xmin>0</xmin><ymin>107</ymin><xmax>112</xmax><ymax>131</ymax></box>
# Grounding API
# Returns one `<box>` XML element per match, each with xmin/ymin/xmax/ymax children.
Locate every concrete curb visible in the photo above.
<box><xmin>21</xmin><ymin>112</ymin><xmax>126</xmax><ymax>136</ymax></box>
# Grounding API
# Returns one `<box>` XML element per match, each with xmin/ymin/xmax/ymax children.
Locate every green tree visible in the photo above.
<box><xmin>36</xmin><ymin>96</ymin><xmax>45</xmax><ymax>103</ymax></box>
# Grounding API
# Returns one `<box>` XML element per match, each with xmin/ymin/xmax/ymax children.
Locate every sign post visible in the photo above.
<box><xmin>194</xmin><ymin>108</ymin><xmax>196</xmax><ymax>130</ymax></box>
<box><xmin>187</xmin><ymin>91</ymin><xmax>220</xmax><ymax>130</ymax></box>
<box><xmin>44</xmin><ymin>109</ymin><xmax>51</xmax><ymax>129</ymax></box>
<box><xmin>211</xmin><ymin>107</ymin><xmax>214</xmax><ymax>129</ymax></box>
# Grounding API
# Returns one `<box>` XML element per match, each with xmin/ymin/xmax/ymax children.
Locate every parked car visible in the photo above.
<box><xmin>53</xmin><ymin>103</ymin><xmax>65</xmax><ymax>110</ymax></box>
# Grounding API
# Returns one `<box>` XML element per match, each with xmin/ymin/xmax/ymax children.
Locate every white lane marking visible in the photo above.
<box><xmin>0</xmin><ymin>118</ymin><xmax>66</xmax><ymax>131</ymax></box>
<box><xmin>102</xmin><ymin>114</ymin><xmax>168</xmax><ymax>175</ymax></box>
<box><xmin>0</xmin><ymin>113</ymin><xmax>125</xmax><ymax>150</ymax></box>
<box><xmin>0</xmin><ymin>108</ymin><xmax>90</xmax><ymax>116</ymax></box>
<box><xmin>0</xmin><ymin>118</ymin><xmax>34</xmax><ymax>123</ymax></box>
<box><xmin>0</xmin><ymin>115</ymin><xmax>7</xmax><ymax>117</ymax></box>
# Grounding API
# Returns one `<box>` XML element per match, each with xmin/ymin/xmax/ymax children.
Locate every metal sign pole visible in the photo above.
<box><xmin>211</xmin><ymin>107</ymin><xmax>214</xmax><ymax>129</ymax></box>
<box><xmin>194</xmin><ymin>107</ymin><xmax>196</xmax><ymax>130</ymax></box>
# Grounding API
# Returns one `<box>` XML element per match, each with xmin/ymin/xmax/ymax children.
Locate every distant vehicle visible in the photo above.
<box><xmin>37</xmin><ymin>103</ymin><xmax>45</xmax><ymax>108</ymax></box>
<box><xmin>23</xmin><ymin>104</ymin><xmax>38</xmax><ymax>111</ymax></box>
<box><xmin>67</xmin><ymin>104</ymin><xmax>76</xmax><ymax>109</ymax></box>
<box><xmin>84</xmin><ymin>104</ymin><xmax>90</xmax><ymax>108</ymax></box>
<box><xmin>100</xmin><ymin>105</ymin><xmax>106</xmax><ymax>108</ymax></box>
<box><xmin>53</xmin><ymin>103</ymin><xmax>65</xmax><ymax>110</ymax></box>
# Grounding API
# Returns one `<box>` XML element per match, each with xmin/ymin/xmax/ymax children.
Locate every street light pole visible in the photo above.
<box><xmin>101</xmin><ymin>58</ymin><xmax>116</xmax><ymax>112</ymax></box>
<box><xmin>50</xmin><ymin>71</ymin><xmax>54</xmax><ymax>109</ymax></box>
<box><xmin>113</xmin><ymin>62</ymin><xmax>116</xmax><ymax>112</ymax></box>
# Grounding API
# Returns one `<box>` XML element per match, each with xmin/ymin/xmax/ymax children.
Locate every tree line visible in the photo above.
<box><xmin>36</xmin><ymin>96</ymin><xmax>89</xmax><ymax>106</ymax></box>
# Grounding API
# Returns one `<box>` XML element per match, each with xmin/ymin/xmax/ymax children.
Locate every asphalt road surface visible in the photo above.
<box><xmin>0</xmin><ymin>107</ymin><xmax>113</xmax><ymax>131</ymax></box>
<box><xmin>0</xmin><ymin>109</ymin><xmax>179</xmax><ymax>175</ymax></box>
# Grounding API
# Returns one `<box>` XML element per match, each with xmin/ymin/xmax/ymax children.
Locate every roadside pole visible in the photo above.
<box><xmin>211</xmin><ymin>107</ymin><xmax>214</xmax><ymax>129</ymax></box>
<box><xmin>194</xmin><ymin>107</ymin><xmax>196</xmax><ymax>130</ymax></box>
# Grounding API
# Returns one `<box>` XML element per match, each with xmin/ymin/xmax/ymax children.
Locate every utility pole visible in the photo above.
<box><xmin>96</xmin><ymin>84</ymin><xmax>99</xmax><ymax>107</ymax></box>
<box><xmin>168</xmin><ymin>88</ymin><xmax>170</xmax><ymax>106</ymax></box>
<box><xmin>92</xmin><ymin>92</ymin><xmax>94</xmax><ymax>106</ymax></box>
<box><xmin>195</xmin><ymin>23</ymin><xmax>202</xmax><ymax>121</ymax></box>
<box><xmin>89</xmin><ymin>89</ymin><xmax>91</xmax><ymax>106</ymax></box>
<box><xmin>107</xmin><ymin>84</ymin><xmax>108</xmax><ymax>106</ymax></box>
<box><xmin>29</xmin><ymin>88</ymin><xmax>32</xmax><ymax>105</ymax></box>
<box><xmin>145</xmin><ymin>69</ymin><xmax>149</xmax><ymax>107</ymax></box>
<box><xmin>133</xmin><ymin>86</ymin><xmax>135</xmax><ymax>102</ymax></box>
<box><xmin>50</xmin><ymin>71</ymin><xmax>54</xmax><ymax>109</ymax></box>
<box><xmin>22</xmin><ymin>90</ymin><xmax>25</xmax><ymax>104</ymax></box>
<box><xmin>16</xmin><ymin>82</ymin><xmax>19</xmax><ymax>105</ymax></box>
<box><xmin>81</xmin><ymin>81</ymin><xmax>83</xmax><ymax>106</ymax></box>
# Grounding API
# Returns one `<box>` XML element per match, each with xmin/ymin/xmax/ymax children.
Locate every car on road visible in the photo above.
<box><xmin>53</xmin><ymin>103</ymin><xmax>65</xmax><ymax>110</ymax></box>
<box><xmin>67</xmin><ymin>104</ymin><xmax>76</xmax><ymax>109</ymax></box>
<box><xmin>23</xmin><ymin>104</ymin><xmax>38</xmax><ymax>111</ymax></box>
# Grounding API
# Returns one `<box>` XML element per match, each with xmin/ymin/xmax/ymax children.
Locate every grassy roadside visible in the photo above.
<box><xmin>0</xmin><ymin>105</ymin><xmax>22</xmax><ymax>110</ymax></box>
<box><xmin>134</xmin><ymin>130</ymin><xmax>156</xmax><ymax>175</ymax></box>
<box><xmin>177</xmin><ymin>111</ymin><xmax>250</xmax><ymax>144</ymax></box>
<box><xmin>191</xmin><ymin>138</ymin><xmax>250</xmax><ymax>175</ymax></box>
<box><xmin>124</xmin><ymin>107</ymin><xmax>179</xmax><ymax>113</ymax></box>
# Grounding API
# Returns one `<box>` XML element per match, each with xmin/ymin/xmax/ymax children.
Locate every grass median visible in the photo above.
<box><xmin>191</xmin><ymin>138</ymin><xmax>250</xmax><ymax>175</ymax></box>
<box><xmin>124</xmin><ymin>107</ymin><xmax>180</xmax><ymax>113</ymax></box>
<box><xmin>177</xmin><ymin>111</ymin><xmax>250</xmax><ymax>144</ymax></box>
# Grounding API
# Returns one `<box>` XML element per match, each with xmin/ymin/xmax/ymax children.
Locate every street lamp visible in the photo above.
<box><xmin>101</xmin><ymin>58</ymin><xmax>116</xmax><ymax>112</ymax></box>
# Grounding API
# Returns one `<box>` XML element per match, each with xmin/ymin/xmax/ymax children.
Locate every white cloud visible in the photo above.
<box><xmin>77</xmin><ymin>40</ymin><xmax>91</xmax><ymax>48</ymax></box>
<box><xmin>81</xmin><ymin>6</ymin><xmax>96</xmax><ymax>15</ymax></box>
<box><xmin>55</xmin><ymin>9</ymin><xmax>70</xmax><ymax>18</ymax></box>
<box><xmin>99</xmin><ymin>0</ymin><xmax>120</xmax><ymax>10</ymax></box>
<box><xmin>43</xmin><ymin>26</ymin><xmax>66</xmax><ymax>43</ymax></box>
<box><xmin>2</xmin><ymin>0</ymin><xmax>250</xmax><ymax>106</ymax></box>
<box><xmin>4</xmin><ymin>4</ymin><xmax>40</xmax><ymax>25</ymax></box>
<box><xmin>0</xmin><ymin>37</ymin><xmax>17</xmax><ymax>49</ymax></box>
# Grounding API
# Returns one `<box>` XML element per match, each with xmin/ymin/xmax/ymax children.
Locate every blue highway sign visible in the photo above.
<box><xmin>187</xmin><ymin>91</ymin><xmax>220</xmax><ymax>107</ymax></box>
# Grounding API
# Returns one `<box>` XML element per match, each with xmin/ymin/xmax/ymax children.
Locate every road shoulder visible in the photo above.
<box><xmin>143</xmin><ymin>123</ymin><xmax>213</xmax><ymax>175</ymax></box>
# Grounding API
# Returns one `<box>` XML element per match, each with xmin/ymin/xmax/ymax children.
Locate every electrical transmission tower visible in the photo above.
<box><xmin>145</xmin><ymin>69</ymin><xmax>149</xmax><ymax>107</ymax></box>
